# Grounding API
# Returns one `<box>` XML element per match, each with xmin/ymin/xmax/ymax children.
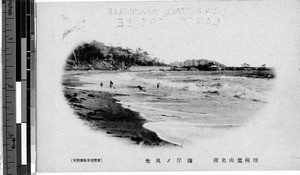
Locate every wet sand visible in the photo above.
<box><xmin>63</xmin><ymin>74</ymin><xmax>177</xmax><ymax>146</ymax></box>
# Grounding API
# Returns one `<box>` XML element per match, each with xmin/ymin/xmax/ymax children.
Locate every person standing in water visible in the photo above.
<box><xmin>109</xmin><ymin>80</ymin><xmax>114</xmax><ymax>88</ymax></box>
<box><xmin>157</xmin><ymin>83</ymin><xmax>160</xmax><ymax>89</ymax></box>
<box><xmin>100</xmin><ymin>82</ymin><xmax>103</xmax><ymax>87</ymax></box>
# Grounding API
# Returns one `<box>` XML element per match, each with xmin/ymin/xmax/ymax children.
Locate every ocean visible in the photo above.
<box><xmin>76</xmin><ymin>70</ymin><xmax>274</xmax><ymax>145</ymax></box>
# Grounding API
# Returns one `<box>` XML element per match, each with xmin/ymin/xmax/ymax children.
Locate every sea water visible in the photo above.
<box><xmin>77</xmin><ymin>70</ymin><xmax>274</xmax><ymax>145</ymax></box>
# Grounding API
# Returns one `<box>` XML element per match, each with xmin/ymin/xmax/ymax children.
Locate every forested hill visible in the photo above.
<box><xmin>170</xmin><ymin>59</ymin><xmax>226</xmax><ymax>70</ymax></box>
<box><xmin>65</xmin><ymin>40</ymin><xmax>166</xmax><ymax>70</ymax></box>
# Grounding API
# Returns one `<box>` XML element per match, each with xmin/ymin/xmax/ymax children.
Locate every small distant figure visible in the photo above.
<box><xmin>100</xmin><ymin>82</ymin><xmax>103</xmax><ymax>87</ymax></box>
<box><xmin>109</xmin><ymin>80</ymin><xmax>114</xmax><ymax>88</ymax></box>
<box><xmin>157</xmin><ymin>83</ymin><xmax>160</xmax><ymax>89</ymax></box>
<box><xmin>137</xmin><ymin>85</ymin><xmax>146</xmax><ymax>92</ymax></box>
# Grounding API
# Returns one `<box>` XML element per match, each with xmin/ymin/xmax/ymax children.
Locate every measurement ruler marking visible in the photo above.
<box><xmin>3</xmin><ymin>0</ymin><xmax>35</xmax><ymax>174</ymax></box>
<box><xmin>3</xmin><ymin>125</ymin><xmax>13</xmax><ymax>128</ymax></box>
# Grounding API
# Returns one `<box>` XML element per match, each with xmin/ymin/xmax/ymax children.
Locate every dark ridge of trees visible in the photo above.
<box><xmin>65</xmin><ymin>41</ymin><xmax>167</xmax><ymax>70</ymax></box>
<box><xmin>170</xmin><ymin>59</ymin><xmax>227</xmax><ymax>71</ymax></box>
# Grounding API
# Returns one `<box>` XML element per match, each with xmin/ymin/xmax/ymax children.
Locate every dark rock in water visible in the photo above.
<box><xmin>75</xmin><ymin>112</ymin><xmax>87</xmax><ymax>119</ymax></box>
<box><xmin>233</xmin><ymin>94</ymin><xmax>242</xmax><ymax>98</ymax></box>
<box><xmin>131</xmin><ymin>136</ymin><xmax>143</xmax><ymax>144</ymax></box>
<box><xmin>64</xmin><ymin>93</ymin><xmax>72</xmax><ymax>99</ymax></box>
<box><xmin>79</xmin><ymin>98</ymin><xmax>86</xmax><ymax>100</ymax></box>
<box><xmin>88</xmin><ymin>94</ymin><xmax>94</xmax><ymax>97</ymax></box>
<box><xmin>87</xmin><ymin>112</ymin><xmax>94</xmax><ymax>116</ymax></box>
<box><xmin>69</xmin><ymin>97</ymin><xmax>80</xmax><ymax>103</ymax></box>
<box><xmin>251</xmin><ymin>99</ymin><xmax>261</xmax><ymax>102</ymax></box>
<box><xmin>73</xmin><ymin>104</ymin><xmax>84</xmax><ymax>108</ymax></box>
<box><xmin>203</xmin><ymin>90</ymin><xmax>220</xmax><ymax>95</ymax></box>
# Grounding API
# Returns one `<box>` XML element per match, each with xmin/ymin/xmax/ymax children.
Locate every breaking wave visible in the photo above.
<box><xmin>128</xmin><ymin>72</ymin><xmax>268</xmax><ymax>102</ymax></box>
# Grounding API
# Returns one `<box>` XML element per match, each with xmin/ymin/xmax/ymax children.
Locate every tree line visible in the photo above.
<box><xmin>170</xmin><ymin>59</ymin><xmax>226</xmax><ymax>71</ymax></box>
<box><xmin>65</xmin><ymin>40</ymin><xmax>166</xmax><ymax>70</ymax></box>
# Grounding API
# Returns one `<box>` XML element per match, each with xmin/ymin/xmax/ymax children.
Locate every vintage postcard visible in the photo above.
<box><xmin>36</xmin><ymin>0</ymin><xmax>300</xmax><ymax>172</ymax></box>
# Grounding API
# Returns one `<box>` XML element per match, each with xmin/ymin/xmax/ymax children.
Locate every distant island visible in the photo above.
<box><xmin>170</xmin><ymin>59</ymin><xmax>226</xmax><ymax>71</ymax></box>
<box><xmin>65</xmin><ymin>41</ymin><xmax>275</xmax><ymax>78</ymax></box>
<box><xmin>169</xmin><ymin>59</ymin><xmax>275</xmax><ymax>78</ymax></box>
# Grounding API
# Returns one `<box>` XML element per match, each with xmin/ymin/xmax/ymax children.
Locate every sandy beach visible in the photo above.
<box><xmin>63</xmin><ymin>74</ymin><xmax>176</xmax><ymax>146</ymax></box>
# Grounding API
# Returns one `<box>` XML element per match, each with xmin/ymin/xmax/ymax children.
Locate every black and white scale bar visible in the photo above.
<box><xmin>3</xmin><ymin>0</ymin><xmax>35</xmax><ymax>174</ymax></box>
<box><xmin>16</xmin><ymin>0</ymin><xmax>34</xmax><ymax>174</ymax></box>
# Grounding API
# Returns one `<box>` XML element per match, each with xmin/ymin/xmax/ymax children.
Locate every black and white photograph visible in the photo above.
<box><xmin>36</xmin><ymin>0</ymin><xmax>300</xmax><ymax>172</ymax></box>
<box><xmin>62</xmin><ymin>40</ymin><xmax>275</xmax><ymax>147</ymax></box>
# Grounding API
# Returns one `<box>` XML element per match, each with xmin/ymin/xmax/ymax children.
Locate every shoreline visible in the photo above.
<box><xmin>63</xmin><ymin>75</ymin><xmax>177</xmax><ymax>146</ymax></box>
<box><xmin>65</xmin><ymin>69</ymin><xmax>275</xmax><ymax>79</ymax></box>
<box><xmin>62</xmin><ymin>69</ymin><xmax>273</xmax><ymax>147</ymax></box>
